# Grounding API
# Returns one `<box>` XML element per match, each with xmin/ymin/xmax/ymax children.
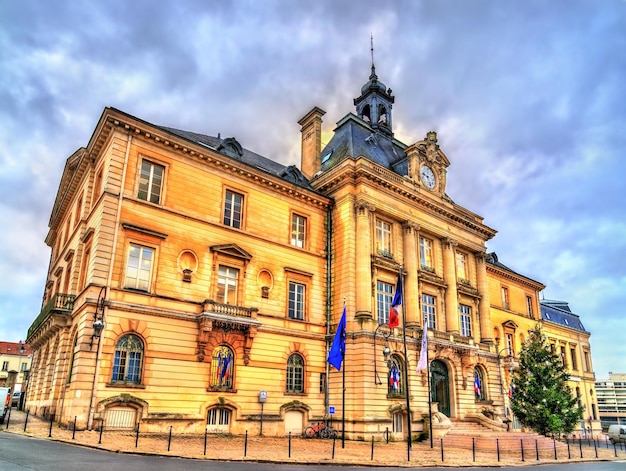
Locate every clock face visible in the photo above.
<box><xmin>420</xmin><ymin>165</ymin><xmax>436</xmax><ymax>189</ymax></box>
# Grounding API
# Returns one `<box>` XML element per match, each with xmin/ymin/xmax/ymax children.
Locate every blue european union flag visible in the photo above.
<box><xmin>328</xmin><ymin>305</ymin><xmax>347</xmax><ymax>371</ymax></box>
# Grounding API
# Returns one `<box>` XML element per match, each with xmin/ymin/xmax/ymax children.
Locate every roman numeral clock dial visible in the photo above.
<box><xmin>420</xmin><ymin>165</ymin><xmax>436</xmax><ymax>189</ymax></box>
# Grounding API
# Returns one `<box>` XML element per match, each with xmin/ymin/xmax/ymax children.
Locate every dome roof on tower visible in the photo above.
<box><xmin>361</xmin><ymin>72</ymin><xmax>387</xmax><ymax>95</ymax></box>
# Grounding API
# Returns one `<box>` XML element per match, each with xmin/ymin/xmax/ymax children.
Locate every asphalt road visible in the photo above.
<box><xmin>1</xmin><ymin>432</ymin><xmax>624</xmax><ymax>470</ymax></box>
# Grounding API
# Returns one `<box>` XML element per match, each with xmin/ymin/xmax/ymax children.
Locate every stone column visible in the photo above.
<box><xmin>475</xmin><ymin>252</ymin><xmax>493</xmax><ymax>343</ymax></box>
<box><xmin>402</xmin><ymin>222</ymin><xmax>420</xmax><ymax>327</ymax></box>
<box><xmin>355</xmin><ymin>200</ymin><xmax>374</xmax><ymax>320</ymax></box>
<box><xmin>442</xmin><ymin>237</ymin><xmax>459</xmax><ymax>334</ymax></box>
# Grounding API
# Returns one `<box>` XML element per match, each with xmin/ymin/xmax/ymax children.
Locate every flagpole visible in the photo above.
<box><xmin>342</xmin><ymin>299</ymin><xmax>346</xmax><ymax>449</ymax></box>
<box><xmin>400</xmin><ymin>268</ymin><xmax>412</xmax><ymax>459</ymax></box>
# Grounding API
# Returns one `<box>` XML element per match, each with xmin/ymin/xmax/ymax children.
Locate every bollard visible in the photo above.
<box><xmin>332</xmin><ymin>435</ymin><xmax>336</xmax><ymax>459</ymax></box>
<box><xmin>5</xmin><ymin>407</ymin><xmax>10</xmax><ymax>429</ymax></box>
<box><xmin>385</xmin><ymin>426</ymin><xmax>389</xmax><ymax>444</ymax></box>
<box><xmin>371</xmin><ymin>435</ymin><xmax>374</xmax><ymax>460</ymax></box>
<box><xmin>593</xmin><ymin>437</ymin><xmax>598</xmax><ymax>458</ymax></box>
<box><xmin>535</xmin><ymin>439</ymin><xmax>539</xmax><ymax>461</ymax></box>
<box><xmin>521</xmin><ymin>438</ymin><xmax>525</xmax><ymax>462</ymax></box>
<box><xmin>244</xmin><ymin>430</ymin><xmax>248</xmax><ymax>457</ymax></box>
<box><xmin>135</xmin><ymin>423</ymin><xmax>140</xmax><ymax>448</ymax></box>
<box><xmin>288</xmin><ymin>431</ymin><xmax>291</xmax><ymax>458</ymax></box>
<box><xmin>441</xmin><ymin>438</ymin><xmax>444</xmax><ymax>462</ymax></box>
<box><xmin>23</xmin><ymin>410</ymin><xmax>29</xmax><ymax>432</ymax></box>
<box><xmin>167</xmin><ymin>425</ymin><xmax>172</xmax><ymax>451</ymax></box>
<box><xmin>72</xmin><ymin>417</ymin><xmax>76</xmax><ymax>440</ymax></box>
<box><xmin>579</xmin><ymin>436</ymin><xmax>583</xmax><ymax>458</ymax></box>
<box><xmin>566</xmin><ymin>437</ymin><xmax>570</xmax><ymax>459</ymax></box>
<box><xmin>203</xmin><ymin>429</ymin><xmax>207</xmax><ymax>456</ymax></box>
<box><xmin>614</xmin><ymin>441</ymin><xmax>617</xmax><ymax>457</ymax></box>
<box><xmin>48</xmin><ymin>414</ymin><xmax>54</xmax><ymax>437</ymax></box>
<box><xmin>553</xmin><ymin>437</ymin><xmax>557</xmax><ymax>460</ymax></box>
<box><xmin>472</xmin><ymin>437</ymin><xmax>475</xmax><ymax>462</ymax></box>
<box><xmin>497</xmin><ymin>438</ymin><xmax>500</xmax><ymax>462</ymax></box>
<box><xmin>99</xmin><ymin>423</ymin><xmax>103</xmax><ymax>444</ymax></box>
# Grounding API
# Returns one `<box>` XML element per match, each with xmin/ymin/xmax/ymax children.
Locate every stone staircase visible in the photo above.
<box><xmin>440</xmin><ymin>419</ymin><xmax>565</xmax><ymax>457</ymax></box>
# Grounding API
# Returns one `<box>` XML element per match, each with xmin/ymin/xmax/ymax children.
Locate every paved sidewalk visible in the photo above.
<box><xmin>3</xmin><ymin>409</ymin><xmax>625</xmax><ymax>467</ymax></box>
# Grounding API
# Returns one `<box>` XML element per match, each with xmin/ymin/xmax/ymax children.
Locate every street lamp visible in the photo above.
<box><xmin>90</xmin><ymin>286</ymin><xmax>106</xmax><ymax>349</ymax></box>
<box><xmin>373</xmin><ymin>323</ymin><xmax>392</xmax><ymax>385</ymax></box>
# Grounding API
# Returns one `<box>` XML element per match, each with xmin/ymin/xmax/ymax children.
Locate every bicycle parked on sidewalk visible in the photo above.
<box><xmin>303</xmin><ymin>421</ymin><xmax>337</xmax><ymax>439</ymax></box>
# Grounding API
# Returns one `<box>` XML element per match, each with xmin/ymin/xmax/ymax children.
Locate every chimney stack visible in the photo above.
<box><xmin>298</xmin><ymin>107</ymin><xmax>326</xmax><ymax>180</ymax></box>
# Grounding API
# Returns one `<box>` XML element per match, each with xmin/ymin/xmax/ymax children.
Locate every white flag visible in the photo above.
<box><xmin>416</xmin><ymin>327</ymin><xmax>428</xmax><ymax>373</ymax></box>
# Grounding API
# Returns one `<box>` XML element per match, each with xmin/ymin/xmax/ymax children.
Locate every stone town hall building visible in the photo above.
<box><xmin>25</xmin><ymin>62</ymin><xmax>598</xmax><ymax>438</ymax></box>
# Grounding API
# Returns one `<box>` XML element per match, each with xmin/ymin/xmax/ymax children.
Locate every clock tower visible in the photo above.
<box><xmin>406</xmin><ymin>130</ymin><xmax>450</xmax><ymax>196</ymax></box>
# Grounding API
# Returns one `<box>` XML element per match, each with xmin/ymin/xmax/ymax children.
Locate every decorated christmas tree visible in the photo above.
<box><xmin>510</xmin><ymin>325</ymin><xmax>583</xmax><ymax>436</ymax></box>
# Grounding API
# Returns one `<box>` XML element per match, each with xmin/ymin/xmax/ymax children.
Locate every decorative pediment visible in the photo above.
<box><xmin>209</xmin><ymin>243</ymin><xmax>252</xmax><ymax>261</ymax></box>
<box><xmin>502</xmin><ymin>320</ymin><xmax>518</xmax><ymax>330</ymax></box>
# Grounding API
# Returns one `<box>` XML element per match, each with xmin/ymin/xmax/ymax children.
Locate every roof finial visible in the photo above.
<box><xmin>370</xmin><ymin>33</ymin><xmax>377</xmax><ymax>79</ymax></box>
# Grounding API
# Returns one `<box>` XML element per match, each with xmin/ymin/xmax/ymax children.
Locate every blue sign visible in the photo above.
<box><xmin>329</xmin><ymin>406</ymin><xmax>335</xmax><ymax>414</ymax></box>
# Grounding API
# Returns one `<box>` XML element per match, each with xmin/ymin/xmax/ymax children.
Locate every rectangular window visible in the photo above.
<box><xmin>138</xmin><ymin>160</ymin><xmax>164</xmax><ymax>204</ymax></box>
<box><xmin>584</xmin><ymin>351</ymin><xmax>591</xmax><ymax>371</ymax></box>
<box><xmin>288</xmin><ymin>281</ymin><xmax>305</xmax><ymax>320</ymax></box>
<box><xmin>460</xmin><ymin>304</ymin><xmax>472</xmax><ymax>337</ymax></box>
<box><xmin>376</xmin><ymin>281</ymin><xmax>393</xmax><ymax>324</ymax></box>
<box><xmin>1</xmin><ymin>361</ymin><xmax>7</xmax><ymax>371</ymax></box>
<box><xmin>217</xmin><ymin>266</ymin><xmax>239</xmax><ymax>305</ymax></box>
<box><xmin>223</xmin><ymin>190</ymin><xmax>244</xmax><ymax>229</ymax></box>
<box><xmin>456</xmin><ymin>252</ymin><xmax>469</xmax><ymax>282</ymax></box>
<box><xmin>560</xmin><ymin>346</ymin><xmax>568</xmax><ymax>368</ymax></box>
<box><xmin>319</xmin><ymin>372</ymin><xmax>326</xmax><ymax>393</ymax></box>
<box><xmin>506</xmin><ymin>333</ymin><xmax>514</xmax><ymax>356</ymax></box>
<box><xmin>21</xmin><ymin>362</ymin><xmax>27</xmax><ymax>372</ymax></box>
<box><xmin>291</xmin><ymin>213</ymin><xmax>307</xmax><ymax>248</ymax></box>
<box><xmin>422</xmin><ymin>294</ymin><xmax>437</xmax><ymax>330</ymax></box>
<box><xmin>125</xmin><ymin>244</ymin><xmax>154</xmax><ymax>291</ymax></box>
<box><xmin>526</xmin><ymin>295</ymin><xmax>534</xmax><ymax>317</ymax></box>
<box><xmin>501</xmin><ymin>286</ymin><xmax>510</xmax><ymax>310</ymax></box>
<box><xmin>419</xmin><ymin>236</ymin><xmax>434</xmax><ymax>271</ymax></box>
<box><xmin>375</xmin><ymin>219</ymin><xmax>392</xmax><ymax>258</ymax></box>
<box><xmin>570</xmin><ymin>347</ymin><xmax>578</xmax><ymax>370</ymax></box>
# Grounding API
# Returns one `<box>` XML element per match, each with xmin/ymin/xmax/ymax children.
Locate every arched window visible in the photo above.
<box><xmin>111</xmin><ymin>334</ymin><xmax>143</xmax><ymax>384</ymax></box>
<box><xmin>211</xmin><ymin>345</ymin><xmax>234</xmax><ymax>390</ymax></box>
<box><xmin>388</xmin><ymin>355</ymin><xmax>403</xmax><ymax>396</ymax></box>
<box><xmin>286</xmin><ymin>353</ymin><xmax>304</xmax><ymax>393</ymax></box>
<box><xmin>361</xmin><ymin>104</ymin><xmax>371</xmax><ymax>122</ymax></box>
<box><xmin>474</xmin><ymin>367</ymin><xmax>486</xmax><ymax>401</ymax></box>
<box><xmin>207</xmin><ymin>406</ymin><xmax>231</xmax><ymax>433</ymax></box>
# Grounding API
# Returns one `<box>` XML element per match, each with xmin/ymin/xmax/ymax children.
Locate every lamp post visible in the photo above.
<box><xmin>373</xmin><ymin>322</ymin><xmax>412</xmax><ymax>458</ymax></box>
<box><xmin>496</xmin><ymin>347</ymin><xmax>517</xmax><ymax>430</ymax></box>
<box><xmin>87</xmin><ymin>286</ymin><xmax>107</xmax><ymax>429</ymax></box>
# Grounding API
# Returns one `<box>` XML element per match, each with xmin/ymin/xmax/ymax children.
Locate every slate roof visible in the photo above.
<box><xmin>320</xmin><ymin>114</ymin><xmax>408</xmax><ymax>174</ymax></box>
<box><xmin>540</xmin><ymin>299</ymin><xmax>588</xmax><ymax>333</ymax></box>
<box><xmin>153</xmin><ymin>125</ymin><xmax>315</xmax><ymax>191</ymax></box>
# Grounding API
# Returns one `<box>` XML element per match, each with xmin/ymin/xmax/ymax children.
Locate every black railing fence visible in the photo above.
<box><xmin>4</xmin><ymin>410</ymin><xmax>625</xmax><ymax>464</ymax></box>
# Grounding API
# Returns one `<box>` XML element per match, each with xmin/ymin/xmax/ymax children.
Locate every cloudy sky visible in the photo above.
<box><xmin>1</xmin><ymin>0</ymin><xmax>625</xmax><ymax>378</ymax></box>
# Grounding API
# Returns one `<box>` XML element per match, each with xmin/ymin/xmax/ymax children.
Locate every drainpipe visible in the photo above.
<box><xmin>87</xmin><ymin>129</ymin><xmax>132</xmax><ymax>429</ymax></box>
<box><xmin>324</xmin><ymin>206</ymin><xmax>333</xmax><ymax>415</ymax></box>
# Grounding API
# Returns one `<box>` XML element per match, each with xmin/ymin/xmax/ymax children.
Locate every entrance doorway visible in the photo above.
<box><xmin>430</xmin><ymin>360</ymin><xmax>451</xmax><ymax>417</ymax></box>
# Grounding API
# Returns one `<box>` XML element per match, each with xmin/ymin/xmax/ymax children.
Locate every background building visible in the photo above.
<box><xmin>596</xmin><ymin>373</ymin><xmax>626</xmax><ymax>431</ymax></box>
<box><xmin>24</xmin><ymin>64</ymin><xmax>597</xmax><ymax>438</ymax></box>
<box><xmin>0</xmin><ymin>341</ymin><xmax>32</xmax><ymax>396</ymax></box>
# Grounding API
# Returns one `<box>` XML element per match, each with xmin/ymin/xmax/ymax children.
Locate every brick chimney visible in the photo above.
<box><xmin>298</xmin><ymin>107</ymin><xmax>326</xmax><ymax>180</ymax></box>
